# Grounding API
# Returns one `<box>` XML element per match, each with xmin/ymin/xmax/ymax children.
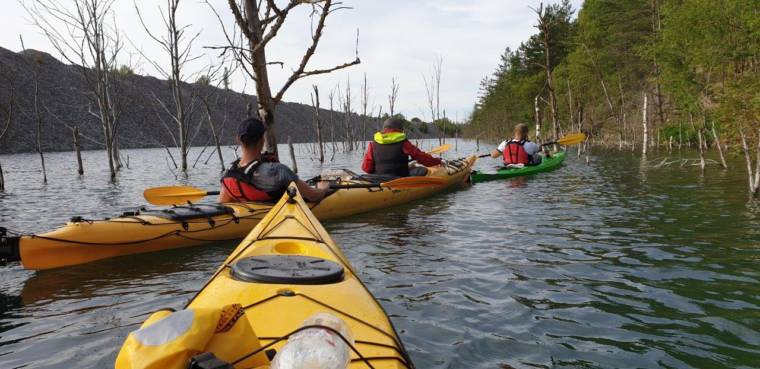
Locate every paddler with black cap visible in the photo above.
<box><xmin>361</xmin><ymin>117</ymin><xmax>443</xmax><ymax>177</ymax></box>
<box><xmin>219</xmin><ymin>117</ymin><xmax>329</xmax><ymax>203</ymax></box>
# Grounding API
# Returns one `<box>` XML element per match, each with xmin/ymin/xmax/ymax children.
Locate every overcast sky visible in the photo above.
<box><xmin>2</xmin><ymin>0</ymin><xmax>582</xmax><ymax>122</ymax></box>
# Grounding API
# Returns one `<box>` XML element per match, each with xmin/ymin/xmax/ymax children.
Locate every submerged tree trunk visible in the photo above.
<box><xmin>642</xmin><ymin>92</ymin><xmax>648</xmax><ymax>157</ymax></box>
<box><xmin>739</xmin><ymin>130</ymin><xmax>759</xmax><ymax>195</ymax></box>
<box><xmin>288</xmin><ymin>136</ymin><xmax>298</xmax><ymax>174</ymax></box>
<box><xmin>34</xmin><ymin>83</ymin><xmax>47</xmax><ymax>184</ymax></box>
<box><xmin>711</xmin><ymin>122</ymin><xmax>727</xmax><ymax>169</ymax></box>
<box><xmin>342</xmin><ymin>79</ymin><xmax>354</xmax><ymax>151</ymax></box>
<box><xmin>0</xmin><ymin>162</ymin><xmax>4</xmax><ymax>191</ymax></box>
<box><xmin>697</xmin><ymin>130</ymin><xmax>706</xmax><ymax>172</ymax></box>
<box><xmin>311</xmin><ymin>85</ymin><xmax>324</xmax><ymax>163</ymax></box>
<box><xmin>202</xmin><ymin>99</ymin><xmax>225</xmax><ymax>172</ymax></box>
<box><xmin>73</xmin><ymin>126</ymin><xmax>84</xmax><ymax>175</ymax></box>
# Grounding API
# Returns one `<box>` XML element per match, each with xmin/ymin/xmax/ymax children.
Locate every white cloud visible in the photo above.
<box><xmin>3</xmin><ymin>0</ymin><xmax>582</xmax><ymax>123</ymax></box>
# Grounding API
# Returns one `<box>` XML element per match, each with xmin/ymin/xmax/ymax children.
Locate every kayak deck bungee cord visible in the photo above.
<box><xmin>0</xmin><ymin>156</ymin><xmax>476</xmax><ymax>270</ymax></box>
<box><xmin>470</xmin><ymin>151</ymin><xmax>566</xmax><ymax>183</ymax></box>
<box><xmin>115</xmin><ymin>185</ymin><xmax>414</xmax><ymax>369</ymax></box>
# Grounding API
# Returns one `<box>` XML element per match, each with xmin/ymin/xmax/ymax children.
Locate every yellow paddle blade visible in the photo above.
<box><xmin>143</xmin><ymin>185</ymin><xmax>210</xmax><ymax>206</ymax></box>
<box><xmin>427</xmin><ymin>144</ymin><xmax>452</xmax><ymax>155</ymax></box>
<box><xmin>556</xmin><ymin>132</ymin><xmax>587</xmax><ymax>146</ymax></box>
<box><xmin>381</xmin><ymin>176</ymin><xmax>446</xmax><ymax>189</ymax></box>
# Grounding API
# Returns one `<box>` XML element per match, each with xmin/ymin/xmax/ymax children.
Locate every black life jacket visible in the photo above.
<box><xmin>371</xmin><ymin>141</ymin><xmax>410</xmax><ymax>177</ymax></box>
<box><xmin>221</xmin><ymin>160</ymin><xmax>279</xmax><ymax>202</ymax></box>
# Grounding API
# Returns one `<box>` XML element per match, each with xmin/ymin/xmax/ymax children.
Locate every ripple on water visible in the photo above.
<box><xmin>1</xmin><ymin>144</ymin><xmax>760</xmax><ymax>368</ymax></box>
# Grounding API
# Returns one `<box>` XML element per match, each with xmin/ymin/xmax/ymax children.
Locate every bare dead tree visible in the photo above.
<box><xmin>696</xmin><ymin>129</ymin><xmax>706</xmax><ymax>172</ymax></box>
<box><xmin>32</xmin><ymin>60</ymin><xmax>48</xmax><ymax>184</ymax></box>
<box><xmin>194</xmin><ymin>61</ymin><xmax>229</xmax><ymax>171</ymax></box>
<box><xmin>375</xmin><ymin>105</ymin><xmax>383</xmax><ymax>131</ymax></box>
<box><xmin>208</xmin><ymin>0</ymin><xmax>360</xmax><ymax>158</ymax></box>
<box><xmin>711</xmin><ymin>122</ymin><xmax>728</xmax><ymax>169</ymax></box>
<box><xmin>619</xmin><ymin>81</ymin><xmax>630</xmax><ymax>150</ymax></box>
<box><xmin>0</xmin><ymin>77</ymin><xmax>12</xmax><ymax>143</ymax></box>
<box><xmin>199</xmin><ymin>94</ymin><xmax>226</xmax><ymax>171</ymax></box>
<box><xmin>422</xmin><ymin>57</ymin><xmax>443</xmax><ymax>143</ymax></box>
<box><xmin>360</xmin><ymin>73</ymin><xmax>369</xmax><ymax>147</ymax></box>
<box><xmin>582</xmin><ymin>43</ymin><xmax>621</xmax><ymax>146</ymax></box>
<box><xmin>0</xmin><ymin>74</ymin><xmax>13</xmax><ymax>191</ymax></box>
<box><xmin>565</xmin><ymin>78</ymin><xmax>575</xmax><ymax>133</ymax></box>
<box><xmin>328</xmin><ymin>87</ymin><xmax>337</xmax><ymax>152</ymax></box>
<box><xmin>311</xmin><ymin>85</ymin><xmax>324</xmax><ymax>162</ymax></box>
<box><xmin>25</xmin><ymin>0</ymin><xmax>124</xmax><ymax>179</ymax></box>
<box><xmin>533</xmin><ymin>3</ymin><xmax>560</xmax><ymax>144</ymax></box>
<box><xmin>19</xmin><ymin>37</ymin><xmax>48</xmax><ymax>183</ymax></box>
<box><xmin>339</xmin><ymin>76</ymin><xmax>354</xmax><ymax>151</ymax></box>
<box><xmin>740</xmin><ymin>128</ymin><xmax>760</xmax><ymax>196</ymax></box>
<box><xmin>388</xmin><ymin>77</ymin><xmax>399</xmax><ymax>117</ymax></box>
<box><xmin>135</xmin><ymin>0</ymin><xmax>203</xmax><ymax>172</ymax></box>
<box><xmin>73</xmin><ymin>126</ymin><xmax>84</xmax><ymax>175</ymax></box>
<box><xmin>288</xmin><ymin>136</ymin><xmax>298</xmax><ymax>173</ymax></box>
<box><xmin>642</xmin><ymin>92</ymin><xmax>648</xmax><ymax>156</ymax></box>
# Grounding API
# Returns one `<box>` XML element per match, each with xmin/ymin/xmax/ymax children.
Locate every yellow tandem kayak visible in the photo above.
<box><xmin>1</xmin><ymin>156</ymin><xmax>475</xmax><ymax>270</ymax></box>
<box><xmin>115</xmin><ymin>185</ymin><xmax>414</xmax><ymax>369</ymax></box>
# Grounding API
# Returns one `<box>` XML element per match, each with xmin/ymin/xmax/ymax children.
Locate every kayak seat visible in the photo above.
<box><xmin>140</xmin><ymin>204</ymin><xmax>235</xmax><ymax>221</ymax></box>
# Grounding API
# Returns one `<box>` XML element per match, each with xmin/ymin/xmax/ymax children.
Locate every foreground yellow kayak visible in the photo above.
<box><xmin>116</xmin><ymin>185</ymin><xmax>414</xmax><ymax>369</ymax></box>
<box><xmin>1</xmin><ymin>156</ymin><xmax>475</xmax><ymax>270</ymax></box>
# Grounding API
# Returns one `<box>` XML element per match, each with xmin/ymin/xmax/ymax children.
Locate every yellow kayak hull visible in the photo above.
<box><xmin>117</xmin><ymin>186</ymin><xmax>413</xmax><ymax>368</ymax></box>
<box><xmin>15</xmin><ymin>156</ymin><xmax>476</xmax><ymax>270</ymax></box>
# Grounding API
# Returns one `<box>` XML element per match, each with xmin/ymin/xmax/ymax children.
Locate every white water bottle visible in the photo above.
<box><xmin>271</xmin><ymin>313</ymin><xmax>354</xmax><ymax>369</ymax></box>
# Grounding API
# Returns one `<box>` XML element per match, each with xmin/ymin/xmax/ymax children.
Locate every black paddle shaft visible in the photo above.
<box><xmin>329</xmin><ymin>183</ymin><xmax>382</xmax><ymax>189</ymax></box>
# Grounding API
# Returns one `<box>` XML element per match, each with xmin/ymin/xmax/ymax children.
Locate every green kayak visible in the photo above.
<box><xmin>471</xmin><ymin>151</ymin><xmax>566</xmax><ymax>183</ymax></box>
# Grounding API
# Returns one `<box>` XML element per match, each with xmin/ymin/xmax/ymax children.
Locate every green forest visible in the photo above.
<box><xmin>467</xmin><ymin>0</ymin><xmax>760</xmax><ymax>150</ymax></box>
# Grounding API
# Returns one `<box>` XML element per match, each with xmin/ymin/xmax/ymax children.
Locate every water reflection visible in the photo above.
<box><xmin>19</xmin><ymin>242</ymin><xmax>235</xmax><ymax>305</ymax></box>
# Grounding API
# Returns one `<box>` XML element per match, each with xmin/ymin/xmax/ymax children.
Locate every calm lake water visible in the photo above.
<box><xmin>0</xmin><ymin>140</ymin><xmax>759</xmax><ymax>369</ymax></box>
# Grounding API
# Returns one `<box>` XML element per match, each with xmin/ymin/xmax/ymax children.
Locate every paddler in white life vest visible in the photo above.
<box><xmin>490</xmin><ymin>123</ymin><xmax>545</xmax><ymax>166</ymax></box>
<box><xmin>218</xmin><ymin>117</ymin><xmax>329</xmax><ymax>203</ymax></box>
<box><xmin>361</xmin><ymin>117</ymin><xmax>443</xmax><ymax>177</ymax></box>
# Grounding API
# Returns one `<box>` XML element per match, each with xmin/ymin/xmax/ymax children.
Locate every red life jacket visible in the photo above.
<box><xmin>220</xmin><ymin>160</ymin><xmax>273</xmax><ymax>202</ymax></box>
<box><xmin>503</xmin><ymin>139</ymin><xmax>530</xmax><ymax>165</ymax></box>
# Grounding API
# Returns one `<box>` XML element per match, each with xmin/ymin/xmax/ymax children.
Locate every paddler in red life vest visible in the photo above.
<box><xmin>219</xmin><ymin>117</ymin><xmax>329</xmax><ymax>203</ymax></box>
<box><xmin>490</xmin><ymin>123</ymin><xmax>544</xmax><ymax>166</ymax></box>
<box><xmin>361</xmin><ymin>117</ymin><xmax>442</xmax><ymax>177</ymax></box>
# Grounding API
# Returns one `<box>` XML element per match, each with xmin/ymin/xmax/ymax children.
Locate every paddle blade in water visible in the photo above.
<box><xmin>556</xmin><ymin>132</ymin><xmax>587</xmax><ymax>146</ymax></box>
<box><xmin>143</xmin><ymin>185</ymin><xmax>209</xmax><ymax>206</ymax></box>
<box><xmin>381</xmin><ymin>176</ymin><xmax>446</xmax><ymax>189</ymax></box>
<box><xmin>427</xmin><ymin>144</ymin><xmax>452</xmax><ymax>155</ymax></box>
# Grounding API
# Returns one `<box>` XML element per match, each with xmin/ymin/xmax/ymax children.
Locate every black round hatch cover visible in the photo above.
<box><xmin>231</xmin><ymin>255</ymin><xmax>344</xmax><ymax>285</ymax></box>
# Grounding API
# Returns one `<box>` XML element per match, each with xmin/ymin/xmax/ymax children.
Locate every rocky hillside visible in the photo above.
<box><xmin>0</xmin><ymin>47</ymin><xmax>441</xmax><ymax>154</ymax></box>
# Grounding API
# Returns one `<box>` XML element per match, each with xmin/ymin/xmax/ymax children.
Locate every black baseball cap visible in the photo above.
<box><xmin>383</xmin><ymin>117</ymin><xmax>404</xmax><ymax>130</ymax></box>
<box><xmin>237</xmin><ymin>117</ymin><xmax>267</xmax><ymax>143</ymax></box>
